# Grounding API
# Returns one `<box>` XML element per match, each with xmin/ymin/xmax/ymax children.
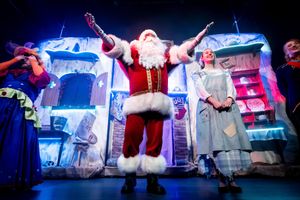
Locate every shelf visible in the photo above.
<box><xmin>240</xmin><ymin>107</ymin><xmax>275</xmax><ymax>126</ymax></box>
<box><xmin>241</xmin><ymin>107</ymin><xmax>274</xmax><ymax>116</ymax></box>
<box><xmin>244</xmin><ymin>119</ymin><xmax>269</xmax><ymax>125</ymax></box>
<box><xmin>236</xmin><ymin>93</ymin><xmax>264</xmax><ymax>100</ymax></box>
<box><xmin>231</xmin><ymin>69</ymin><xmax>259</xmax><ymax>77</ymax></box>
<box><xmin>234</xmin><ymin>82</ymin><xmax>260</xmax><ymax>87</ymax></box>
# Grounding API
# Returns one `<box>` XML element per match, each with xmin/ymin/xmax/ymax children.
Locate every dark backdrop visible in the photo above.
<box><xmin>0</xmin><ymin>0</ymin><xmax>299</xmax><ymax>69</ymax></box>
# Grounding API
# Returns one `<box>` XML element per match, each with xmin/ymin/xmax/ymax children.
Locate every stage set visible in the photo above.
<box><xmin>35</xmin><ymin>32</ymin><xmax>299</xmax><ymax>179</ymax></box>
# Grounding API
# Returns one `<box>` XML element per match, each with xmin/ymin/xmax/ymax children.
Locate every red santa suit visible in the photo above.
<box><xmin>102</xmin><ymin>30</ymin><xmax>194</xmax><ymax>174</ymax></box>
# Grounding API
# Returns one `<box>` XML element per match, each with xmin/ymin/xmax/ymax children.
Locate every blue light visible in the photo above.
<box><xmin>98</xmin><ymin>80</ymin><xmax>104</xmax><ymax>88</ymax></box>
<box><xmin>49</xmin><ymin>81</ymin><xmax>56</xmax><ymax>89</ymax></box>
<box><xmin>246</xmin><ymin>127</ymin><xmax>284</xmax><ymax>132</ymax></box>
<box><xmin>39</xmin><ymin>138</ymin><xmax>62</xmax><ymax>141</ymax></box>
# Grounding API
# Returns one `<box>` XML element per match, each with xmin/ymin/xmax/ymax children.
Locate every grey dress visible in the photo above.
<box><xmin>192</xmin><ymin>68</ymin><xmax>252</xmax><ymax>176</ymax></box>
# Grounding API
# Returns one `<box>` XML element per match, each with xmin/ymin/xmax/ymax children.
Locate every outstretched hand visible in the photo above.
<box><xmin>84</xmin><ymin>12</ymin><xmax>96</xmax><ymax>29</ymax></box>
<box><xmin>84</xmin><ymin>12</ymin><xmax>104</xmax><ymax>35</ymax></box>
<box><xmin>84</xmin><ymin>12</ymin><xmax>114</xmax><ymax>48</ymax></box>
<box><xmin>205</xmin><ymin>21</ymin><xmax>214</xmax><ymax>32</ymax></box>
<box><xmin>187</xmin><ymin>21</ymin><xmax>215</xmax><ymax>54</ymax></box>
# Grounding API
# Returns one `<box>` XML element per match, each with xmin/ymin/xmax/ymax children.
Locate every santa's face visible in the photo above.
<box><xmin>138</xmin><ymin>35</ymin><xmax>166</xmax><ymax>69</ymax></box>
<box><xmin>284</xmin><ymin>40</ymin><xmax>300</xmax><ymax>60</ymax></box>
<box><xmin>143</xmin><ymin>33</ymin><xmax>157</xmax><ymax>42</ymax></box>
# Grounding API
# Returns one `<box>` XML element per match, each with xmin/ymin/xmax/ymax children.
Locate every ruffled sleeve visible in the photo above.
<box><xmin>225</xmin><ymin>70</ymin><xmax>237</xmax><ymax>100</ymax></box>
<box><xmin>29</xmin><ymin>70</ymin><xmax>51</xmax><ymax>89</ymax></box>
<box><xmin>191</xmin><ymin>70</ymin><xmax>211</xmax><ymax>101</ymax></box>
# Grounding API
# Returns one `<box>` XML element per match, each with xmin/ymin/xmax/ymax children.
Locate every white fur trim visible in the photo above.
<box><xmin>103</xmin><ymin>35</ymin><xmax>123</xmax><ymax>58</ymax></box>
<box><xmin>141</xmin><ymin>154</ymin><xmax>167</xmax><ymax>174</ymax></box>
<box><xmin>130</xmin><ymin>40</ymin><xmax>140</xmax><ymax>50</ymax></box>
<box><xmin>121</xmin><ymin>40</ymin><xmax>134</xmax><ymax>65</ymax></box>
<box><xmin>117</xmin><ymin>154</ymin><xmax>140</xmax><ymax>173</ymax></box>
<box><xmin>139</xmin><ymin>29</ymin><xmax>157</xmax><ymax>41</ymax></box>
<box><xmin>169</xmin><ymin>45</ymin><xmax>181</xmax><ymax>65</ymax></box>
<box><xmin>177</xmin><ymin>41</ymin><xmax>194</xmax><ymax>64</ymax></box>
<box><xmin>103</xmin><ymin>35</ymin><xmax>133</xmax><ymax>65</ymax></box>
<box><xmin>123</xmin><ymin>92</ymin><xmax>174</xmax><ymax>118</ymax></box>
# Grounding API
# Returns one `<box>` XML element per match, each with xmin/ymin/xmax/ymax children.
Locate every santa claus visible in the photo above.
<box><xmin>85</xmin><ymin>12</ymin><xmax>213</xmax><ymax>195</ymax></box>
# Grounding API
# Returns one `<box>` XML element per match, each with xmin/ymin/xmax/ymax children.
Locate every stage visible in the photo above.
<box><xmin>1</xmin><ymin>175</ymin><xmax>300</xmax><ymax>200</ymax></box>
<box><xmin>1</xmin><ymin>1</ymin><xmax>300</xmax><ymax>198</ymax></box>
<box><xmin>41</xmin><ymin>163</ymin><xmax>300</xmax><ymax>179</ymax></box>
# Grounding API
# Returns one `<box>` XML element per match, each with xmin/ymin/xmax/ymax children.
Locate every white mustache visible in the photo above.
<box><xmin>144</xmin><ymin>37</ymin><xmax>158</xmax><ymax>43</ymax></box>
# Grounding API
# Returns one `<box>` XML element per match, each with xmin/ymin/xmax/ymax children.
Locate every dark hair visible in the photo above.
<box><xmin>199</xmin><ymin>48</ymin><xmax>216</xmax><ymax>68</ymax></box>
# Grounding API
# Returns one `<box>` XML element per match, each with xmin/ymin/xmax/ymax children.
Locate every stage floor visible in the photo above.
<box><xmin>1</xmin><ymin>176</ymin><xmax>300</xmax><ymax>200</ymax></box>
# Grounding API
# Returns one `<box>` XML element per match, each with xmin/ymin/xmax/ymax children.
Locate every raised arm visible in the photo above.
<box><xmin>84</xmin><ymin>12</ymin><xmax>115</xmax><ymax>49</ymax></box>
<box><xmin>0</xmin><ymin>56</ymin><xmax>24</xmax><ymax>72</ymax></box>
<box><xmin>187</xmin><ymin>22</ymin><xmax>214</xmax><ymax>54</ymax></box>
<box><xmin>27</xmin><ymin>55</ymin><xmax>45</xmax><ymax>76</ymax></box>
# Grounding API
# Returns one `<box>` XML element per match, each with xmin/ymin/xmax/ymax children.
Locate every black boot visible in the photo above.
<box><xmin>227</xmin><ymin>176</ymin><xmax>242</xmax><ymax>193</ymax></box>
<box><xmin>121</xmin><ymin>173</ymin><xmax>136</xmax><ymax>194</ymax></box>
<box><xmin>146</xmin><ymin>174</ymin><xmax>166</xmax><ymax>195</ymax></box>
<box><xmin>218</xmin><ymin>172</ymin><xmax>229</xmax><ymax>193</ymax></box>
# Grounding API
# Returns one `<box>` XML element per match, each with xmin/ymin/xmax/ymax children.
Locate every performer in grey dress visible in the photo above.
<box><xmin>192</xmin><ymin>48</ymin><xmax>252</xmax><ymax>193</ymax></box>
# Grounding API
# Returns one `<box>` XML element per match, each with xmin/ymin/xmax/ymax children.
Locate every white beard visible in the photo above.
<box><xmin>138</xmin><ymin>38</ymin><xmax>167</xmax><ymax>69</ymax></box>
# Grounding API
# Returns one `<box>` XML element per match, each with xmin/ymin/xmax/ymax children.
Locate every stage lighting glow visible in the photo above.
<box><xmin>98</xmin><ymin>80</ymin><xmax>104</xmax><ymax>88</ymax></box>
<box><xmin>49</xmin><ymin>81</ymin><xmax>56</xmax><ymax>89</ymax></box>
<box><xmin>246</xmin><ymin>127</ymin><xmax>284</xmax><ymax>132</ymax></box>
<box><xmin>39</xmin><ymin>138</ymin><xmax>62</xmax><ymax>141</ymax></box>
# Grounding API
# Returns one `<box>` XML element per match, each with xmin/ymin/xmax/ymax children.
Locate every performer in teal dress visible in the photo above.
<box><xmin>192</xmin><ymin>48</ymin><xmax>252</xmax><ymax>193</ymax></box>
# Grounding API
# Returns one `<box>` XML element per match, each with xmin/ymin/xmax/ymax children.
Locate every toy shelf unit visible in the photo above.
<box><xmin>231</xmin><ymin>69</ymin><xmax>275</xmax><ymax>128</ymax></box>
<box><xmin>213</xmin><ymin>42</ymin><xmax>275</xmax><ymax>128</ymax></box>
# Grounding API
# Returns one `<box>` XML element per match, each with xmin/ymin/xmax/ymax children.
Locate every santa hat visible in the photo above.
<box><xmin>5</xmin><ymin>41</ymin><xmax>38</xmax><ymax>57</ymax></box>
<box><xmin>139</xmin><ymin>29</ymin><xmax>158</xmax><ymax>41</ymax></box>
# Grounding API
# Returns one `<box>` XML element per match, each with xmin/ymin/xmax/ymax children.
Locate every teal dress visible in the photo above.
<box><xmin>192</xmin><ymin>68</ymin><xmax>252</xmax><ymax>176</ymax></box>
